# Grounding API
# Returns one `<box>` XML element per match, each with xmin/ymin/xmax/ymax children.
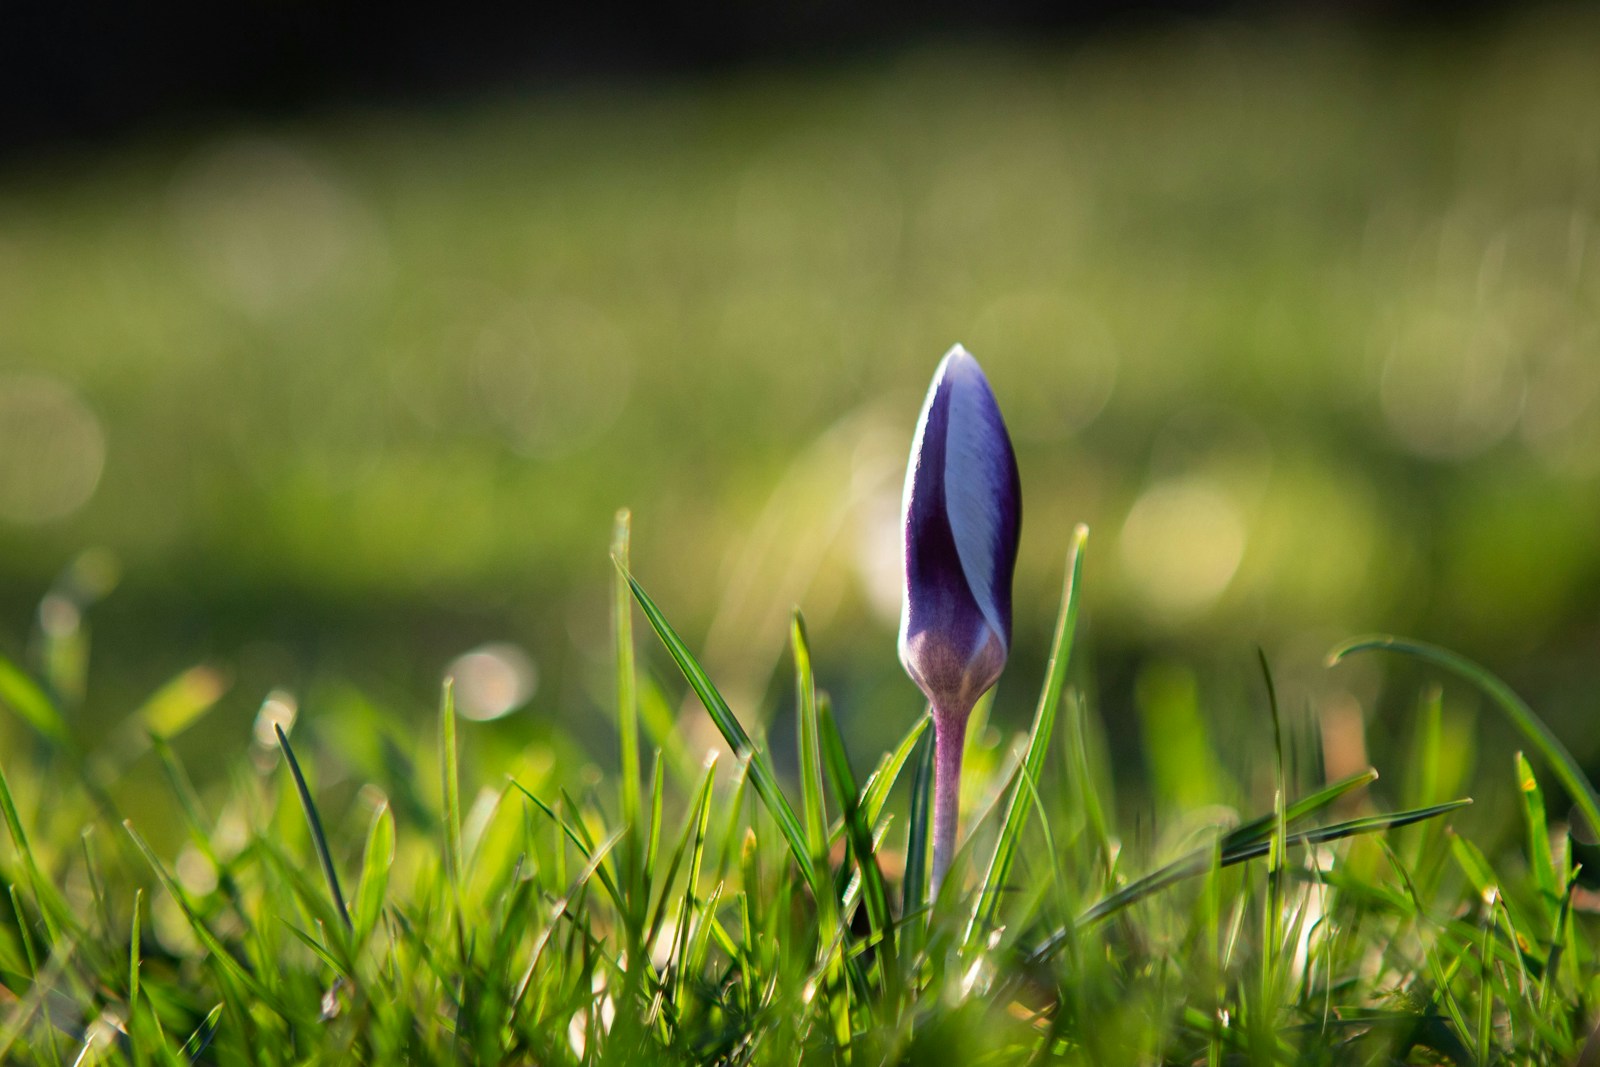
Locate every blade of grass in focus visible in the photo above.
<box><xmin>275</xmin><ymin>724</ymin><xmax>352</xmax><ymax>931</ymax></box>
<box><xmin>1330</xmin><ymin>635</ymin><xmax>1600</xmax><ymax>842</ymax></box>
<box><xmin>623</xmin><ymin>565</ymin><xmax>820</xmax><ymax>894</ymax></box>
<box><xmin>613</xmin><ymin>510</ymin><xmax>642</xmax><ymax>869</ymax></box>
<box><xmin>970</xmin><ymin>524</ymin><xmax>1087</xmax><ymax>944</ymax></box>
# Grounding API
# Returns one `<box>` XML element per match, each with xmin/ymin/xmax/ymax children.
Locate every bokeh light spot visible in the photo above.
<box><xmin>1379</xmin><ymin>309</ymin><xmax>1524</xmax><ymax>459</ymax></box>
<box><xmin>1119</xmin><ymin>479</ymin><xmax>1246</xmax><ymax>620</ymax></box>
<box><xmin>168</xmin><ymin>137</ymin><xmax>383</xmax><ymax>315</ymax></box>
<box><xmin>448</xmin><ymin>643</ymin><xmax>538</xmax><ymax>722</ymax></box>
<box><xmin>0</xmin><ymin>375</ymin><xmax>106</xmax><ymax>524</ymax></box>
<box><xmin>253</xmin><ymin>689</ymin><xmax>299</xmax><ymax>747</ymax></box>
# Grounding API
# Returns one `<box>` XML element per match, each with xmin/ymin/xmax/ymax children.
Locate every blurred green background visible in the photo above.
<box><xmin>2</xmin><ymin>9</ymin><xmax>1598</xmax><ymax>832</ymax></box>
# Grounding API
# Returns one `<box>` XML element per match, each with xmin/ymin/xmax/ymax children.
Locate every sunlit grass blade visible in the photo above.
<box><xmin>0</xmin><ymin>756</ymin><xmax>78</xmax><ymax>947</ymax></box>
<box><xmin>1330</xmin><ymin>634</ymin><xmax>1600</xmax><ymax>839</ymax></box>
<box><xmin>1032</xmin><ymin>797</ymin><xmax>1472</xmax><ymax>951</ymax></box>
<box><xmin>0</xmin><ymin>652</ymin><xmax>69</xmax><ymax>745</ymax></box>
<box><xmin>136</xmin><ymin>665</ymin><xmax>227</xmax><ymax>741</ymax></box>
<box><xmin>1449</xmin><ymin>831</ymin><xmax>1498</xmax><ymax>903</ymax></box>
<box><xmin>1514</xmin><ymin>752</ymin><xmax>1560</xmax><ymax>915</ymax></box>
<box><xmin>1223</xmin><ymin>768</ymin><xmax>1379</xmax><ymax>851</ymax></box>
<box><xmin>439</xmin><ymin>677</ymin><xmax>463</xmax><ymax>891</ymax></box>
<box><xmin>178</xmin><ymin>1004</ymin><xmax>223</xmax><ymax>1063</ymax></box>
<box><xmin>791</xmin><ymin>612</ymin><xmax>828</xmax><ymax>871</ymax></box>
<box><xmin>508</xmin><ymin>825</ymin><xmax>625</xmax><ymax>1023</ymax></box>
<box><xmin>275</xmin><ymin>724</ymin><xmax>352</xmax><ymax>931</ymax></box>
<box><xmin>645</xmin><ymin>758</ymin><xmax>718</xmax><ymax>961</ymax></box>
<box><xmin>1540</xmin><ymin>871</ymin><xmax>1580</xmax><ymax>1011</ymax></box>
<box><xmin>354</xmin><ymin>801</ymin><xmax>395</xmax><ymax>947</ymax></box>
<box><xmin>860</xmin><ymin>714</ymin><xmax>929</xmax><ymax>831</ymax></box>
<box><xmin>970</xmin><ymin>525</ymin><xmax>1086</xmax><ymax>944</ymax></box>
<box><xmin>510</xmin><ymin>782</ymin><xmax>627</xmax><ymax>914</ymax></box>
<box><xmin>129</xmin><ymin>887</ymin><xmax>142</xmax><ymax>1007</ymax></box>
<box><xmin>121</xmin><ymin>820</ymin><xmax>284</xmax><ymax>1014</ymax></box>
<box><xmin>669</xmin><ymin>755</ymin><xmax>716</xmax><ymax>1011</ymax></box>
<box><xmin>1065</xmin><ymin>690</ymin><xmax>1114</xmax><ymax>884</ymax></box>
<box><xmin>643</xmin><ymin>749</ymin><xmax>665</xmax><ymax>900</ymax></box>
<box><xmin>622</xmin><ymin>566</ymin><xmax>818</xmax><ymax>892</ymax></box>
<box><xmin>613</xmin><ymin>510</ymin><xmax>642</xmax><ymax>858</ymax></box>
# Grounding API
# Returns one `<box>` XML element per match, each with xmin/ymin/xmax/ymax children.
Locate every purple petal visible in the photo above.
<box><xmin>898</xmin><ymin>345</ymin><xmax>1021</xmax><ymax>713</ymax></box>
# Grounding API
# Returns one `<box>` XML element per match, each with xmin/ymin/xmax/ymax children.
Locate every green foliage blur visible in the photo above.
<box><xmin>1</xmin><ymin>11</ymin><xmax>1597</xmax><ymax>804</ymax></box>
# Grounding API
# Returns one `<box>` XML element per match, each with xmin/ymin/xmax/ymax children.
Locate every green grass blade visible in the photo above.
<box><xmin>621</xmin><ymin>566</ymin><xmax>818</xmax><ymax>893</ymax></box>
<box><xmin>129</xmin><ymin>888</ymin><xmax>142</xmax><ymax>1008</ymax></box>
<box><xmin>1032</xmin><ymin>797</ymin><xmax>1472</xmax><ymax>950</ymax></box>
<box><xmin>1329</xmin><ymin>634</ymin><xmax>1600</xmax><ymax>841</ymax></box>
<box><xmin>791</xmin><ymin>612</ymin><xmax>828</xmax><ymax>869</ymax></box>
<box><xmin>969</xmin><ymin>525</ymin><xmax>1087</xmax><ymax>943</ymax></box>
<box><xmin>439</xmin><ymin>677</ymin><xmax>463</xmax><ymax>891</ymax></box>
<box><xmin>644</xmin><ymin>749</ymin><xmax>665</xmax><ymax>899</ymax></box>
<box><xmin>901</xmin><ymin>723</ymin><xmax>934</xmax><ymax>953</ymax></box>
<box><xmin>860</xmin><ymin>714</ymin><xmax>930</xmax><ymax>831</ymax></box>
<box><xmin>0</xmin><ymin>652</ymin><xmax>69</xmax><ymax>745</ymax></box>
<box><xmin>1514</xmin><ymin>752</ymin><xmax>1560</xmax><ymax>916</ymax></box>
<box><xmin>0</xmin><ymin>754</ymin><xmax>76</xmax><ymax>947</ymax></box>
<box><xmin>612</xmin><ymin>510</ymin><xmax>642</xmax><ymax>855</ymax></box>
<box><xmin>1449</xmin><ymin>832</ymin><xmax>1499</xmax><ymax>903</ymax></box>
<box><xmin>1223</xmin><ymin>768</ymin><xmax>1379</xmax><ymax>852</ymax></box>
<box><xmin>669</xmin><ymin>755</ymin><xmax>717</xmax><ymax>1011</ymax></box>
<box><xmin>177</xmin><ymin>1004</ymin><xmax>222</xmax><ymax>1063</ymax></box>
<box><xmin>645</xmin><ymin>758</ymin><xmax>718</xmax><ymax>959</ymax></box>
<box><xmin>819</xmin><ymin>695</ymin><xmax>897</xmax><ymax>998</ymax></box>
<box><xmin>353</xmin><ymin>801</ymin><xmax>395</xmax><ymax>947</ymax></box>
<box><xmin>122</xmin><ymin>820</ymin><xmax>282</xmax><ymax>1013</ymax></box>
<box><xmin>136</xmin><ymin>665</ymin><xmax>226</xmax><ymax>741</ymax></box>
<box><xmin>510</xmin><ymin>782</ymin><xmax>627</xmax><ymax>914</ymax></box>
<box><xmin>275</xmin><ymin>724</ymin><xmax>352</xmax><ymax>931</ymax></box>
<box><xmin>507</xmin><ymin>825</ymin><xmax>625</xmax><ymax>1023</ymax></box>
<box><xmin>1065</xmin><ymin>690</ymin><xmax>1114</xmax><ymax>884</ymax></box>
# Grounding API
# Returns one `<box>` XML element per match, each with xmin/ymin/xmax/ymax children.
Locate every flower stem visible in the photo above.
<box><xmin>931</xmin><ymin>707</ymin><xmax>967</xmax><ymax>897</ymax></box>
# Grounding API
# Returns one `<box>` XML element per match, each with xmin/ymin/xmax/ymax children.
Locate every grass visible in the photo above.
<box><xmin>2</xmin><ymin>513</ymin><xmax>1599</xmax><ymax>1065</ymax></box>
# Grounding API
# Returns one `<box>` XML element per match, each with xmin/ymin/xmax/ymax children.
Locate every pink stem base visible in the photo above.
<box><xmin>931</xmin><ymin>708</ymin><xmax>968</xmax><ymax>897</ymax></box>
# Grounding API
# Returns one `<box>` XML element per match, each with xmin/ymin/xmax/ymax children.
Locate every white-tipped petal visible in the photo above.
<box><xmin>941</xmin><ymin>347</ymin><xmax>1012</xmax><ymax>653</ymax></box>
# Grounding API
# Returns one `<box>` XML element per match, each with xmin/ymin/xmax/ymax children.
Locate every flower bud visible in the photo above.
<box><xmin>898</xmin><ymin>345</ymin><xmax>1021</xmax><ymax>719</ymax></box>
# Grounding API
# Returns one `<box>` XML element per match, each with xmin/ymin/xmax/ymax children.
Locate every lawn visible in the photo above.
<box><xmin>2</xmin><ymin>7</ymin><xmax>1600</xmax><ymax>1062</ymax></box>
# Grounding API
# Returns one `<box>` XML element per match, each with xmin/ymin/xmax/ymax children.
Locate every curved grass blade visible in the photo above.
<box><xmin>860</xmin><ymin>714</ymin><xmax>929</xmax><ymax>831</ymax></box>
<box><xmin>0</xmin><ymin>755</ymin><xmax>81</xmax><ymax>947</ymax></box>
<box><xmin>275</xmin><ymin>724</ymin><xmax>351</xmax><ymax>931</ymax></box>
<box><xmin>122</xmin><ymin>820</ymin><xmax>286</xmax><ymax>1015</ymax></box>
<box><xmin>1079</xmin><ymin>799</ymin><xmax>1471</xmax><ymax>928</ymax></box>
<box><xmin>1330</xmin><ymin>634</ymin><xmax>1600</xmax><ymax>841</ymax></box>
<box><xmin>509</xmin><ymin>782</ymin><xmax>626</xmax><ymax>914</ymax></box>
<box><xmin>969</xmin><ymin>525</ymin><xmax>1087</xmax><ymax>944</ymax></box>
<box><xmin>621</xmin><ymin>566</ymin><xmax>818</xmax><ymax>893</ymax></box>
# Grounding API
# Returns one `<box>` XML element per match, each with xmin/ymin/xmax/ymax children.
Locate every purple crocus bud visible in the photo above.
<box><xmin>898</xmin><ymin>344</ymin><xmax>1021</xmax><ymax>894</ymax></box>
